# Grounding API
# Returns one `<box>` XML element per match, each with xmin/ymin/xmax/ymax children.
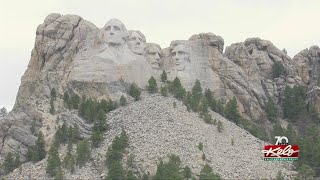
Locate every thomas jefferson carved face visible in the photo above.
<box><xmin>128</xmin><ymin>30</ymin><xmax>146</xmax><ymax>55</ymax></box>
<box><xmin>103</xmin><ymin>19</ymin><xmax>128</xmax><ymax>46</ymax></box>
<box><xmin>146</xmin><ymin>45</ymin><xmax>161</xmax><ymax>69</ymax></box>
<box><xmin>171</xmin><ymin>45</ymin><xmax>189</xmax><ymax>71</ymax></box>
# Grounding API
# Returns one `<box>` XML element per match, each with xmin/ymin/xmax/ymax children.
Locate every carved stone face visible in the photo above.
<box><xmin>128</xmin><ymin>31</ymin><xmax>146</xmax><ymax>55</ymax></box>
<box><xmin>103</xmin><ymin>19</ymin><xmax>128</xmax><ymax>46</ymax></box>
<box><xmin>171</xmin><ymin>45</ymin><xmax>189</xmax><ymax>71</ymax></box>
<box><xmin>146</xmin><ymin>45</ymin><xmax>161</xmax><ymax>69</ymax></box>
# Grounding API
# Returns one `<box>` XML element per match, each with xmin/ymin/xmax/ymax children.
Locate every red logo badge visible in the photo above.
<box><xmin>262</xmin><ymin>136</ymin><xmax>299</xmax><ymax>161</ymax></box>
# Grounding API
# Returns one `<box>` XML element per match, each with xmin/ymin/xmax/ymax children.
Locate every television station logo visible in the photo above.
<box><xmin>261</xmin><ymin>136</ymin><xmax>299</xmax><ymax>161</ymax></box>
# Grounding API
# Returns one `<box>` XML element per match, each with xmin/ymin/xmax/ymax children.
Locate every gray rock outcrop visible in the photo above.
<box><xmin>0</xmin><ymin>108</ymin><xmax>7</xmax><ymax>119</ymax></box>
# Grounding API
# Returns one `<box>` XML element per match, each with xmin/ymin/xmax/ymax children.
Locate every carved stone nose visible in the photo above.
<box><xmin>155</xmin><ymin>54</ymin><xmax>160</xmax><ymax>60</ymax></box>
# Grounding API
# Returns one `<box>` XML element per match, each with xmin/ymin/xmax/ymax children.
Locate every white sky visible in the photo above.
<box><xmin>0</xmin><ymin>0</ymin><xmax>319</xmax><ymax>111</ymax></box>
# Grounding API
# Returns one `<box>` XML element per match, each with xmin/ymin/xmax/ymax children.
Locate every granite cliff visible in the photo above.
<box><xmin>1</xmin><ymin>13</ymin><xmax>320</xmax><ymax>179</ymax></box>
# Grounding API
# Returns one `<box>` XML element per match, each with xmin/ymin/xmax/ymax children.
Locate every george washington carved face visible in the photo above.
<box><xmin>128</xmin><ymin>30</ymin><xmax>146</xmax><ymax>55</ymax></box>
<box><xmin>103</xmin><ymin>19</ymin><xmax>128</xmax><ymax>46</ymax></box>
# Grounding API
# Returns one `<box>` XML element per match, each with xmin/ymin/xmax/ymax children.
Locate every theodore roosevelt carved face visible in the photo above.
<box><xmin>146</xmin><ymin>44</ymin><xmax>161</xmax><ymax>69</ymax></box>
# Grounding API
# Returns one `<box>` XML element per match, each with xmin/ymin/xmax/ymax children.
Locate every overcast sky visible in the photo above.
<box><xmin>0</xmin><ymin>0</ymin><xmax>319</xmax><ymax>111</ymax></box>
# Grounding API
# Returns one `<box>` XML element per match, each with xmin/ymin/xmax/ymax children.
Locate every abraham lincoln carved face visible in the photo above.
<box><xmin>171</xmin><ymin>45</ymin><xmax>190</xmax><ymax>71</ymax></box>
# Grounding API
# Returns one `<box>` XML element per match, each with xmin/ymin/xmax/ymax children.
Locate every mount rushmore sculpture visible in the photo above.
<box><xmin>12</xmin><ymin>13</ymin><xmax>317</xmax><ymax>125</ymax></box>
<box><xmin>1</xmin><ymin>14</ymin><xmax>320</xmax><ymax>176</ymax></box>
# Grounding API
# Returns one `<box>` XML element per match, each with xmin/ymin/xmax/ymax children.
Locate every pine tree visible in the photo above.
<box><xmin>199</xmin><ymin>97</ymin><xmax>209</xmax><ymax>115</ymax></box>
<box><xmin>272</xmin><ymin>61</ymin><xmax>286</xmax><ymax>78</ymax></box>
<box><xmin>30</xmin><ymin>118</ymin><xmax>37</xmax><ymax>135</ymax></box>
<box><xmin>198</xmin><ymin>142</ymin><xmax>203</xmax><ymax>151</ymax></box>
<box><xmin>76</xmin><ymin>140</ymin><xmax>91</xmax><ymax>167</ymax></box>
<box><xmin>3</xmin><ymin>152</ymin><xmax>15</xmax><ymax>173</ymax></box>
<box><xmin>285</xmin><ymin>124</ymin><xmax>297</xmax><ymax>144</ymax></box>
<box><xmin>67</xmin><ymin>126</ymin><xmax>73</xmax><ymax>143</ymax></box>
<box><xmin>105</xmin><ymin>146</ymin><xmax>123</xmax><ymax>167</ymax></box>
<box><xmin>14</xmin><ymin>153</ymin><xmax>20</xmax><ymax>169</ymax></box>
<box><xmin>192</xmin><ymin>80</ymin><xmax>202</xmax><ymax>103</ymax></box>
<box><xmin>147</xmin><ymin>76</ymin><xmax>158</xmax><ymax>93</ymax></box>
<box><xmin>217</xmin><ymin>120</ymin><xmax>223</xmax><ymax>133</ymax></box>
<box><xmin>188</xmin><ymin>82</ymin><xmax>204</xmax><ymax>111</ymax></box>
<box><xmin>205</xmin><ymin>89</ymin><xmax>216</xmax><ymax>112</ymax></box>
<box><xmin>224</xmin><ymin>97</ymin><xmax>240</xmax><ymax>124</ymax></box>
<box><xmin>50</xmin><ymin>99</ymin><xmax>55</xmax><ymax>115</ymax></box>
<box><xmin>203</xmin><ymin>113</ymin><xmax>213</xmax><ymax>124</ymax></box>
<box><xmin>129</xmin><ymin>83</ymin><xmax>141</xmax><ymax>101</ymax></box>
<box><xmin>216</xmin><ymin>100</ymin><xmax>224</xmax><ymax>116</ymax></box>
<box><xmin>183</xmin><ymin>166</ymin><xmax>192</xmax><ymax>179</ymax></box>
<box><xmin>72</xmin><ymin>124</ymin><xmax>81</xmax><ymax>143</ymax></box>
<box><xmin>63</xmin><ymin>152</ymin><xmax>75</xmax><ymax>173</ymax></box>
<box><xmin>265</xmin><ymin>98</ymin><xmax>277</xmax><ymax>122</ymax></box>
<box><xmin>202</xmin><ymin>153</ymin><xmax>206</xmax><ymax>161</ymax></box>
<box><xmin>127</xmin><ymin>154</ymin><xmax>135</xmax><ymax>168</ymax></box>
<box><xmin>172</xmin><ymin>77</ymin><xmax>182</xmax><ymax>89</ymax></box>
<box><xmin>79</xmin><ymin>98</ymin><xmax>88</xmax><ymax>117</ymax></box>
<box><xmin>199</xmin><ymin>164</ymin><xmax>221</xmax><ymax>180</ymax></box>
<box><xmin>50</xmin><ymin>88</ymin><xmax>57</xmax><ymax>100</ymax></box>
<box><xmin>105</xmin><ymin>130</ymin><xmax>129</xmax><ymax>167</ymax></box>
<box><xmin>170</xmin><ymin>77</ymin><xmax>186</xmax><ymax>100</ymax></box>
<box><xmin>55</xmin><ymin>123</ymin><xmax>68</xmax><ymax>144</ymax></box>
<box><xmin>26</xmin><ymin>146</ymin><xmax>35</xmax><ymax>162</ymax></box>
<box><xmin>142</xmin><ymin>172</ymin><xmax>149</xmax><ymax>180</ymax></box>
<box><xmin>91</xmin><ymin>130</ymin><xmax>103</xmax><ymax>148</ymax></box>
<box><xmin>34</xmin><ymin>131</ymin><xmax>46</xmax><ymax>161</ymax></box>
<box><xmin>108</xmin><ymin>99</ymin><xmax>118</xmax><ymax>111</ymax></box>
<box><xmin>275</xmin><ymin>171</ymin><xmax>284</xmax><ymax>180</ymax></box>
<box><xmin>161</xmin><ymin>70</ymin><xmax>167</xmax><ymax>83</ymax></box>
<box><xmin>99</xmin><ymin>99</ymin><xmax>109</xmax><ymax>112</ymax></box>
<box><xmin>283</xmin><ymin>85</ymin><xmax>306</xmax><ymax>121</ymax></box>
<box><xmin>272</xmin><ymin>121</ymin><xmax>284</xmax><ymax>139</ymax></box>
<box><xmin>70</xmin><ymin>94</ymin><xmax>80</xmax><ymax>109</ymax></box>
<box><xmin>153</xmin><ymin>154</ymin><xmax>184</xmax><ymax>180</ymax></box>
<box><xmin>46</xmin><ymin>146</ymin><xmax>61</xmax><ymax>177</ymax></box>
<box><xmin>84</xmin><ymin>98</ymin><xmax>98</xmax><ymax>122</ymax></box>
<box><xmin>54</xmin><ymin>169</ymin><xmax>64</xmax><ymax>180</ymax></box>
<box><xmin>63</xmin><ymin>91</ymin><xmax>69</xmax><ymax>104</ymax></box>
<box><xmin>94</xmin><ymin>109</ymin><xmax>107</xmax><ymax>132</ymax></box>
<box><xmin>126</xmin><ymin>170</ymin><xmax>138</xmax><ymax>180</ymax></box>
<box><xmin>67</xmin><ymin>139</ymin><xmax>73</xmax><ymax>153</ymax></box>
<box><xmin>105</xmin><ymin>161</ymin><xmax>125</xmax><ymax>180</ymax></box>
<box><xmin>120</xmin><ymin>95</ymin><xmax>127</xmax><ymax>106</ymax></box>
<box><xmin>184</xmin><ymin>91</ymin><xmax>192</xmax><ymax>111</ymax></box>
<box><xmin>160</xmin><ymin>86</ymin><xmax>168</xmax><ymax>97</ymax></box>
<box><xmin>297</xmin><ymin>164</ymin><xmax>315</xmax><ymax>180</ymax></box>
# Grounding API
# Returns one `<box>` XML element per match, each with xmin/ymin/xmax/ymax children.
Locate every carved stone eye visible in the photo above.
<box><xmin>105</xmin><ymin>26</ymin><xmax>111</xmax><ymax>31</ymax></box>
<box><xmin>113</xmin><ymin>26</ymin><xmax>120</xmax><ymax>31</ymax></box>
<box><xmin>129</xmin><ymin>37</ymin><xmax>137</xmax><ymax>41</ymax></box>
<box><xmin>178</xmin><ymin>51</ymin><xmax>185</xmax><ymax>55</ymax></box>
